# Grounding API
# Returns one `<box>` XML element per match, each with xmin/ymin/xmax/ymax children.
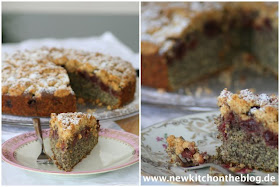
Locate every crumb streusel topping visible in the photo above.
<box><xmin>167</xmin><ymin>135</ymin><xmax>196</xmax><ymax>155</ymax></box>
<box><xmin>218</xmin><ymin>88</ymin><xmax>278</xmax><ymax>133</ymax></box>
<box><xmin>2</xmin><ymin>47</ymin><xmax>136</xmax><ymax>97</ymax></box>
<box><xmin>166</xmin><ymin>135</ymin><xmax>206</xmax><ymax>164</ymax></box>
<box><xmin>50</xmin><ymin>112</ymin><xmax>98</xmax><ymax>140</ymax></box>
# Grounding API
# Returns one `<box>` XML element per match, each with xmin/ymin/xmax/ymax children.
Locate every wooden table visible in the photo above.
<box><xmin>115</xmin><ymin>114</ymin><xmax>139</xmax><ymax>135</ymax></box>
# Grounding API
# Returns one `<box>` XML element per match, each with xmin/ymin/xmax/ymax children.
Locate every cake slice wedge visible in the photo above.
<box><xmin>49</xmin><ymin>112</ymin><xmax>100</xmax><ymax>172</ymax></box>
<box><xmin>166</xmin><ymin>135</ymin><xmax>209</xmax><ymax>167</ymax></box>
<box><xmin>216</xmin><ymin>89</ymin><xmax>278</xmax><ymax>172</ymax></box>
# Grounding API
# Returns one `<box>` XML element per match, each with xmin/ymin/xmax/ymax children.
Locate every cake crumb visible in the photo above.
<box><xmin>204</xmin><ymin>87</ymin><xmax>213</xmax><ymax>95</ymax></box>
<box><xmin>228</xmin><ymin>163</ymin><xmax>246</xmax><ymax>172</ymax></box>
<box><xmin>195</xmin><ymin>87</ymin><xmax>203</xmax><ymax>97</ymax></box>
<box><xmin>157</xmin><ymin>88</ymin><xmax>166</xmax><ymax>94</ymax></box>
<box><xmin>184</xmin><ymin>88</ymin><xmax>193</xmax><ymax>96</ymax></box>
<box><xmin>77</xmin><ymin>98</ymin><xmax>85</xmax><ymax>105</ymax></box>
<box><xmin>218</xmin><ymin>69</ymin><xmax>232</xmax><ymax>88</ymax></box>
<box><xmin>56</xmin><ymin>142</ymin><xmax>60</xmax><ymax>148</ymax></box>
<box><xmin>87</xmin><ymin>109</ymin><xmax>96</xmax><ymax>113</ymax></box>
<box><xmin>209</xmin><ymin>167</ymin><xmax>225</xmax><ymax>178</ymax></box>
<box><xmin>78</xmin><ymin>134</ymin><xmax>82</xmax><ymax>139</ymax></box>
<box><xmin>249</xmin><ymin>88</ymin><xmax>256</xmax><ymax>93</ymax></box>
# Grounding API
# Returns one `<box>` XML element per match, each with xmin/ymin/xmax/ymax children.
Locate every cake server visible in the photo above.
<box><xmin>33</xmin><ymin>118</ymin><xmax>53</xmax><ymax>164</ymax></box>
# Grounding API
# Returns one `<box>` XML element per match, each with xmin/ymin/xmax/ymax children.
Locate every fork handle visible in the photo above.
<box><xmin>33</xmin><ymin>118</ymin><xmax>44</xmax><ymax>149</ymax></box>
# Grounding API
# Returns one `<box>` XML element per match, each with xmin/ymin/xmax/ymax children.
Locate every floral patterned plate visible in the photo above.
<box><xmin>141</xmin><ymin>111</ymin><xmax>278</xmax><ymax>185</ymax></box>
<box><xmin>2</xmin><ymin>128</ymin><xmax>139</xmax><ymax>176</ymax></box>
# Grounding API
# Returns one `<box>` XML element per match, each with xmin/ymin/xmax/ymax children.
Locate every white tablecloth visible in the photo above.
<box><xmin>2</xmin><ymin>121</ymin><xmax>139</xmax><ymax>186</ymax></box>
<box><xmin>2</xmin><ymin>33</ymin><xmax>139</xmax><ymax>185</ymax></box>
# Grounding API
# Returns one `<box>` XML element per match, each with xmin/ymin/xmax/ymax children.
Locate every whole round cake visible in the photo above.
<box><xmin>2</xmin><ymin>48</ymin><xmax>136</xmax><ymax>117</ymax></box>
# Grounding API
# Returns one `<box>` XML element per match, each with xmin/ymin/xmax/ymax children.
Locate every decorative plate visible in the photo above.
<box><xmin>141</xmin><ymin>111</ymin><xmax>278</xmax><ymax>185</ymax></box>
<box><xmin>2</xmin><ymin>128</ymin><xmax>139</xmax><ymax>176</ymax></box>
<box><xmin>2</xmin><ymin>79</ymin><xmax>139</xmax><ymax>126</ymax></box>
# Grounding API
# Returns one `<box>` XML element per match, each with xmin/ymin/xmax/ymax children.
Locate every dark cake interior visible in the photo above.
<box><xmin>167</xmin><ymin>12</ymin><xmax>277</xmax><ymax>90</ymax></box>
<box><xmin>50</xmin><ymin>125</ymin><xmax>99</xmax><ymax>172</ymax></box>
<box><xmin>68</xmin><ymin>71</ymin><xmax>119</xmax><ymax>107</ymax></box>
<box><xmin>141</xmin><ymin>2</ymin><xmax>278</xmax><ymax>91</ymax></box>
<box><xmin>216</xmin><ymin>112</ymin><xmax>278</xmax><ymax>172</ymax></box>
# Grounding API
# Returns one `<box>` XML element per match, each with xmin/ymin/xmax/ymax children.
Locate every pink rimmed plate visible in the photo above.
<box><xmin>2</xmin><ymin>128</ymin><xmax>139</xmax><ymax>176</ymax></box>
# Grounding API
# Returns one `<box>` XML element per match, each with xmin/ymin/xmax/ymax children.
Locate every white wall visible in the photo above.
<box><xmin>2</xmin><ymin>2</ymin><xmax>139</xmax><ymax>15</ymax></box>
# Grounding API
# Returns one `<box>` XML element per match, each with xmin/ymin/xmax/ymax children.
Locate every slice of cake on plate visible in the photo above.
<box><xmin>165</xmin><ymin>89</ymin><xmax>278</xmax><ymax>172</ymax></box>
<box><xmin>49</xmin><ymin>112</ymin><xmax>100</xmax><ymax>172</ymax></box>
<box><xmin>166</xmin><ymin>135</ymin><xmax>209</xmax><ymax>167</ymax></box>
<box><xmin>216</xmin><ymin>89</ymin><xmax>278</xmax><ymax>172</ymax></box>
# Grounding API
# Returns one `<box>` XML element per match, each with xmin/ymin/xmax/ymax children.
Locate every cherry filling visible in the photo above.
<box><xmin>240</xmin><ymin>11</ymin><xmax>256</xmax><ymax>28</ymax></box>
<box><xmin>181</xmin><ymin>148</ymin><xmax>196</xmax><ymax>159</ymax></box>
<box><xmin>78</xmin><ymin>71</ymin><xmax>119</xmax><ymax>97</ymax></box>
<box><xmin>61</xmin><ymin>141</ymin><xmax>66</xmax><ymax>151</ymax></box>
<box><xmin>172</xmin><ymin>40</ymin><xmax>187</xmax><ymax>60</ymax></box>
<box><xmin>219</xmin><ymin>112</ymin><xmax>278</xmax><ymax>148</ymax></box>
<box><xmin>239</xmin><ymin>119</ymin><xmax>260</xmax><ymax>133</ymax></box>
<box><xmin>72</xmin><ymin>126</ymin><xmax>92</xmax><ymax>147</ymax></box>
<box><xmin>27</xmin><ymin>99</ymin><xmax>36</xmax><ymax>106</ymax></box>
<box><xmin>203</xmin><ymin>20</ymin><xmax>221</xmax><ymax>37</ymax></box>
<box><xmin>167</xmin><ymin>35</ymin><xmax>198</xmax><ymax>64</ymax></box>
<box><xmin>218</xmin><ymin>122</ymin><xmax>227</xmax><ymax>139</ymax></box>
<box><xmin>263</xmin><ymin>18</ymin><xmax>272</xmax><ymax>30</ymax></box>
<box><xmin>254</xmin><ymin>17</ymin><xmax>273</xmax><ymax>31</ymax></box>
<box><xmin>81</xmin><ymin>127</ymin><xmax>91</xmax><ymax>139</ymax></box>
<box><xmin>263</xmin><ymin>130</ymin><xmax>278</xmax><ymax>148</ymax></box>
<box><xmin>52</xmin><ymin>129</ymin><xmax>59</xmax><ymax>139</ymax></box>
<box><xmin>52</xmin><ymin>127</ymin><xmax>93</xmax><ymax>150</ymax></box>
<box><xmin>5</xmin><ymin>100</ymin><xmax>12</xmax><ymax>108</ymax></box>
<box><xmin>218</xmin><ymin>112</ymin><xmax>234</xmax><ymax>139</ymax></box>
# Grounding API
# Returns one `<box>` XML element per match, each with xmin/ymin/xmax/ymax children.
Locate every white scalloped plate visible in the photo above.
<box><xmin>2</xmin><ymin>128</ymin><xmax>139</xmax><ymax>176</ymax></box>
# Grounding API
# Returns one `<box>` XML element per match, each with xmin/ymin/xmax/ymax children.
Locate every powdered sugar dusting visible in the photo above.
<box><xmin>239</xmin><ymin>89</ymin><xmax>258</xmax><ymax>102</ymax></box>
<box><xmin>219</xmin><ymin>89</ymin><xmax>233</xmax><ymax>100</ymax></box>
<box><xmin>2</xmin><ymin>47</ymin><xmax>136</xmax><ymax>97</ymax></box>
<box><xmin>219</xmin><ymin>88</ymin><xmax>278</xmax><ymax>110</ymax></box>
<box><xmin>141</xmin><ymin>2</ymin><xmax>225</xmax><ymax>54</ymax></box>
<box><xmin>257</xmin><ymin>94</ymin><xmax>270</xmax><ymax>106</ymax></box>
<box><xmin>56</xmin><ymin>112</ymin><xmax>93</xmax><ymax>130</ymax></box>
<box><xmin>2</xmin><ymin>51</ymin><xmax>72</xmax><ymax>97</ymax></box>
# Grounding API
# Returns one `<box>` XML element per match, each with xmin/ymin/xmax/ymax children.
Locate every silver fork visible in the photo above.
<box><xmin>33</xmin><ymin>118</ymin><xmax>53</xmax><ymax>164</ymax></box>
<box><xmin>179</xmin><ymin>155</ymin><xmax>258</xmax><ymax>185</ymax></box>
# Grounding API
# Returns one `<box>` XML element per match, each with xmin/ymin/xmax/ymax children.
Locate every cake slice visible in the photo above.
<box><xmin>166</xmin><ymin>135</ymin><xmax>209</xmax><ymax>167</ymax></box>
<box><xmin>49</xmin><ymin>112</ymin><xmax>100</xmax><ymax>172</ymax></box>
<box><xmin>216</xmin><ymin>89</ymin><xmax>278</xmax><ymax>172</ymax></box>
